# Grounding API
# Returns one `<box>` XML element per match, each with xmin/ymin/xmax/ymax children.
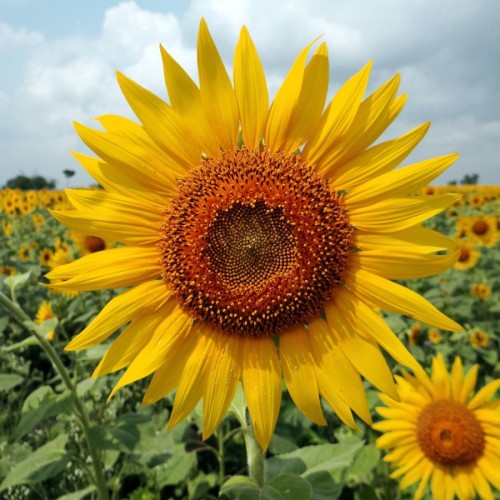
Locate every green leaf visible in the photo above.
<box><xmin>219</xmin><ymin>476</ymin><xmax>261</xmax><ymax>499</ymax></box>
<box><xmin>187</xmin><ymin>471</ymin><xmax>218</xmax><ymax>499</ymax></box>
<box><xmin>0</xmin><ymin>434</ymin><xmax>70</xmax><ymax>491</ymax></box>
<box><xmin>2</xmin><ymin>335</ymin><xmax>38</xmax><ymax>351</ymax></box>
<box><xmin>16</xmin><ymin>386</ymin><xmax>74</xmax><ymax>438</ymax></box>
<box><xmin>346</xmin><ymin>444</ymin><xmax>381</xmax><ymax>486</ymax></box>
<box><xmin>267</xmin><ymin>474</ymin><xmax>312</xmax><ymax>499</ymax></box>
<box><xmin>57</xmin><ymin>485</ymin><xmax>97</xmax><ymax>500</ymax></box>
<box><xmin>4</xmin><ymin>270</ymin><xmax>31</xmax><ymax>293</ymax></box>
<box><xmin>0</xmin><ymin>373</ymin><xmax>24</xmax><ymax>392</ymax></box>
<box><xmin>265</xmin><ymin>442</ymin><xmax>363</xmax><ymax>500</ymax></box>
<box><xmin>155</xmin><ymin>443</ymin><xmax>197</xmax><ymax>487</ymax></box>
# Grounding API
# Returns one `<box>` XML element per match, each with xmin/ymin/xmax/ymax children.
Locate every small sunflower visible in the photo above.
<box><xmin>470</xmin><ymin>283</ymin><xmax>491</xmax><ymax>301</ymax></box>
<box><xmin>470</xmin><ymin>329</ymin><xmax>490</xmax><ymax>349</ymax></box>
<box><xmin>35</xmin><ymin>301</ymin><xmax>57</xmax><ymax>341</ymax></box>
<box><xmin>18</xmin><ymin>242</ymin><xmax>31</xmax><ymax>262</ymax></box>
<box><xmin>457</xmin><ymin>215</ymin><xmax>498</xmax><ymax>248</ymax></box>
<box><xmin>39</xmin><ymin>247</ymin><xmax>54</xmax><ymax>267</ymax></box>
<box><xmin>427</xmin><ymin>329</ymin><xmax>441</xmax><ymax>344</ymax></box>
<box><xmin>408</xmin><ymin>322</ymin><xmax>421</xmax><ymax>346</ymax></box>
<box><xmin>47</xmin><ymin>20</ymin><xmax>462</xmax><ymax>450</ymax></box>
<box><xmin>375</xmin><ymin>353</ymin><xmax>500</xmax><ymax>499</ymax></box>
<box><xmin>453</xmin><ymin>240</ymin><xmax>480</xmax><ymax>271</ymax></box>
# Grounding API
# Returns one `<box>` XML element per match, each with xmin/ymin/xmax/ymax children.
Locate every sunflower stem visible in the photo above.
<box><xmin>242</xmin><ymin>411</ymin><xmax>264</xmax><ymax>487</ymax></box>
<box><xmin>0</xmin><ymin>290</ymin><xmax>110</xmax><ymax>500</ymax></box>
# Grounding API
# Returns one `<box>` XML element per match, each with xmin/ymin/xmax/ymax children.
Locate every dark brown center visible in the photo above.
<box><xmin>417</xmin><ymin>400</ymin><xmax>485</xmax><ymax>466</ymax></box>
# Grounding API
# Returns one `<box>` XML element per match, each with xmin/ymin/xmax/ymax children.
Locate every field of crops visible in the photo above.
<box><xmin>0</xmin><ymin>184</ymin><xmax>498</xmax><ymax>499</ymax></box>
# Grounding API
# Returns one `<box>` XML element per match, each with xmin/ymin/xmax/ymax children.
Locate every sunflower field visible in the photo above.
<box><xmin>0</xmin><ymin>183</ymin><xmax>498</xmax><ymax>500</ymax></box>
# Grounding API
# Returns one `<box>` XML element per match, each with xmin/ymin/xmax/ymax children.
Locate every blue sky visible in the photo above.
<box><xmin>1</xmin><ymin>0</ymin><xmax>499</xmax><ymax>188</ymax></box>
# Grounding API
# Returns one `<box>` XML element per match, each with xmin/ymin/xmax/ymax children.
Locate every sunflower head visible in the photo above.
<box><xmin>375</xmin><ymin>354</ymin><xmax>500</xmax><ymax>499</ymax></box>
<box><xmin>46</xmin><ymin>19</ymin><xmax>462</xmax><ymax>451</ymax></box>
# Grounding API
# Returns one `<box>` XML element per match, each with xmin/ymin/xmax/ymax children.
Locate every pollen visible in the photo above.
<box><xmin>416</xmin><ymin>400</ymin><xmax>485</xmax><ymax>466</ymax></box>
<box><xmin>160</xmin><ymin>147</ymin><xmax>353</xmax><ymax>336</ymax></box>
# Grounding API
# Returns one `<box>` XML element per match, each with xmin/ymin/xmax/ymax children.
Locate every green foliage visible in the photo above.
<box><xmin>3</xmin><ymin>175</ymin><xmax>56</xmax><ymax>190</ymax></box>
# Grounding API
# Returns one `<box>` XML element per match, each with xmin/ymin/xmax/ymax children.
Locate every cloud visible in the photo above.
<box><xmin>0</xmin><ymin>0</ymin><xmax>499</xmax><ymax>189</ymax></box>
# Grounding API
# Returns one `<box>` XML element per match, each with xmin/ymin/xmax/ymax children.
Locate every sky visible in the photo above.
<box><xmin>0</xmin><ymin>0</ymin><xmax>499</xmax><ymax>189</ymax></box>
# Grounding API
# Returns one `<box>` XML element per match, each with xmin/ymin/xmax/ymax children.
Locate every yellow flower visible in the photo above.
<box><xmin>427</xmin><ymin>329</ymin><xmax>441</xmax><ymax>344</ymax></box>
<box><xmin>18</xmin><ymin>242</ymin><xmax>31</xmax><ymax>262</ymax></box>
<box><xmin>35</xmin><ymin>301</ymin><xmax>56</xmax><ymax>341</ymax></box>
<box><xmin>453</xmin><ymin>240</ymin><xmax>480</xmax><ymax>271</ymax></box>
<box><xmin>46</xmin><ymin>20</ymin><xmax>462</xmax><ymax>451</ymax></box>
<box><xmin>457</xmin><ymin>215</ymin><xmax>498</xmax><ymax>248</ymax></box>
<box><xmin>470</xmin><ymin>329</ymin><xmax>490</xmax><ymax>349</ymax></box>
<box><xmin>470</xmin><ymin>283</ymin><xmax>491</xmax><ymax>300</ymax></box>
<box><xmin>39</xmin><ymin>247</ymin><xmax>54</xmax><ymax>267</ymax></box>
<box><xmin>375</xmin><ymin>354</ymin><xmax>500</xmax><ymax>499</ymax></box>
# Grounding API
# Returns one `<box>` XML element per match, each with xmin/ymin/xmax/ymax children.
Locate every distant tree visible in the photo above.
<box><xmin>63</xmin><ymin>169</ymin><xmax>75</xmax><ymax>179</ymax></box>
<box><xmin>3</xmin><ymin>174</ymin><xmax>56</xmax><ymax>190</ymax></box>
<box><xmin>460</xmin><ymin>173</ymin><xmax>479</xmax><ymax>185</ymax></box>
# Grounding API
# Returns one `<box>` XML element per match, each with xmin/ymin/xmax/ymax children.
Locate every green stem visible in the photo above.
<box><xmin>0</xmin><ymin>290</ymin><xmax>110</xmax><ymax>500</ymax></box>
<box><xmin>242</xmin><ymin>412</ymin><xmax>264</xmax><ymax>487</ymax></box>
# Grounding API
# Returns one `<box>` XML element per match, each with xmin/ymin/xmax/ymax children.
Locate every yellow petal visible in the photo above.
<box><xmin>51</xmin><ymin>208</ymin><xmax>159</xmax><ymax>247</ymax></box>
<box><xmin>233</xmin><ymin>26</ymin><xmax>269</xmax><ymax>148</ymax></box>
<box><xmin>333</xmin><ymin>122</ymin><xmax>429</xmax><ymax>190</ymax></box>
<box><xmin>65</xmin><ymin>280</ymin><xmax>170</xmax><ymax>350</ymax></box>
<box><xmin>241</xmin><ymin>336</ymin><xmax>282</xmax><ymax>452</ymax></box>
<box><xmin>282</xmin><ymin>42</ymin><xmax>329</xmax><ymax>152</ymax></box>
<box><xmin>108</xmin><ymin>304</ymin><xmax>192</xmax><ymax>399</ymax></box>
<box><xmin>352</xmin><ymin>244</ymin><xmax>460</xmax><ymax>280</ymax></box>
<box><xmin>265</xmin><ymin>39</ymin><xmax>317</xmax><ymax>151</ymax></box>
<box><xmin>279</xmin><ymin>325</ymin><xmax>326</xmax><ymax>425</ymax></box>
<box><xmin>450</xmin><ymin>356</ymin><xmax>465</xmax><ymax>401</ymax></box>
<box><xmin>346</xmin><ymin>153</ymin><xmax>459</xmax><ymax>208</ymax></box>
<box><xmin>203</xmin><ymin>333</ymin><xmax>243</xmax><ymax>439</ymax></box>
<box><xmin>197</xmin><ymin>19</ymin><xmax>239</xmax><ymax>150</ymax></box>
<box><xmin>74</xmin><ymin>122</ymin><xmax>180</xmax><ymax>196</ymax></box>
<box><xmin>348</xmin><ymin>194</ymin><xmax>462</xmax><ymax>232</ymax></box>
<box><xmin>45</xmin><ymin>246</ymin><xmax>161</xmax><ymax>291</ymax></box>
<box><xmin>324</xmin><ymin>293</ymin><xmax>398</xmax><ymax>399</ymax></box>
<box><xmin>160</xmin><ymin>45</ymin><xmax>220</xmax><ymax>156</ymax></box>
<box><xmin>471</xmin><ymin>467</ymin><xmax>494</xmax><ymax>500</ymax></box>
<box><xmin>71</xmin><ymin>153</ymin><xmax>166</xmax><ymax>206</ymax></box>
<box><xmin>167</xmin><ymin>325</ymin><xmax>215</xmax><ymax>429</ymax></box>
<box><xmin>93</xmin><ymin>313</ymin><xmax>164</xmax><ymax>377</ymax></box>
<box><xmin>143</xmin><ymin>322</ymin><xmax>201</xmax><ymax>405</ymax></box>
<box><xmin>355</xmin><ymin>226</ymin><xmax>456</xmax><ymax>254</ymax></box>
<box><xmin>116</xmin><ymin>71</ymin><xmax>200</xmax><ymax>168</ymax></box>
<box><xmin>308</xmin><ymin>316</ymin><xmax>371</xmax><ymax>425</ymax></box>
<box><xmin>97</xmin><ymin>113</ymin><xmax>188</xmax><ymax>177</ymax></box>
<box><xmin>303</xmin><ymin>61</ymin><xmax>371</xmax><ymax>165</ymax></box>
<box><xmin>468</xmin><ymin>379</ymin><xmax>500</xmax><ymax>410</ymax></box>
<box><xmin>328</xmin><ymin>288</ymin><xmax>428</xmax><ymax>389</ymax></box>
<box><xmin>345</xmin><ymin>267</ymin><xmax>462</xmax><ymax>331</ymax></box>
<box><xmin>318</xmin><ymin>73</ymin><xmax>401</xmax><ymax>175</ymax></box>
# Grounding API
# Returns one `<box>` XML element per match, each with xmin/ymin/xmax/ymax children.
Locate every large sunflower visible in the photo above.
<box><xmin>374</xmin><ymin>354</ymin><xmax>500</xmax><ymax>499</ymax></box>
<box><xmin>46</xmin><ymin>20</ymin><xmax>462</xmax><ymax>451</ymax></box>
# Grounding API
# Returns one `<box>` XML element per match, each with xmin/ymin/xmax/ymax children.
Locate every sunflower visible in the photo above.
<box><xmin>457</xmin><ymin>215</ymin><xmax>498</xmax><ymax>248</ymax></box>
<box><xmin>375</xmin><ymin>354</ymin><xmax>500</xmax><ymax>499</ymax></box>
<box><xmin>427</xmin><ymin>329</ymin><xmax>441</xmax><ymax>344</ymax></box>
<box><xmin>470</xmin><ymin>329</ymin><xmax>490</xmax><ymax>349</ymax></box>
<box><xmin>453</xmin><ymin>240</ymin><xmax>480</xmax><ymax>271</ymax></box>
<box><xmin>39</xmin><ymin>247</ymin><xmax>54</xmax><ymax>267</ymax></box>
<box><xmin>35</xmin><ymin>301</ymin><xmax>56</xmax><ymax>341</ymax></box>
<box><xmin>470</xmin><ymin>283</ymin><xmax>491</xmax><ymax>301</ymax></box>
<box><xmin>18</xmin><ymin>242</ymin><xmax>31</xmax><ymax>262</ymax></box>
<box><xmin>46</xmin><ymin>20</ymin><xmax>462</xmax><ymax>451</ymax></box>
